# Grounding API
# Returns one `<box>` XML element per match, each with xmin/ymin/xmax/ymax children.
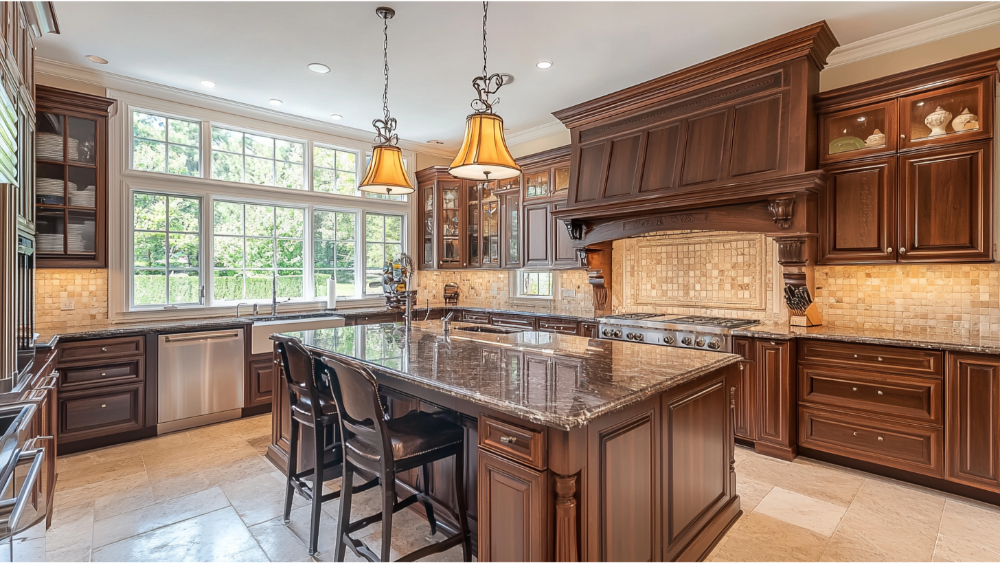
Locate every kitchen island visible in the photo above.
<box><xmin>267</xmin><ymin>320</ymin><xmax>742</xmax><ymax>561</ymax></box>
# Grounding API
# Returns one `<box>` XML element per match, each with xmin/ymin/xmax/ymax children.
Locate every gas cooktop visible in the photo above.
<box><xmin>597</xmin><ymin>314</ymin><xmax>759</xmax><ymax>352</ymax></box>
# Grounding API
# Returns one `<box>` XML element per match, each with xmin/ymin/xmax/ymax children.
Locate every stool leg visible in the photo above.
<box><xmin>381</xmin><ymin>469</ymin><xmax>396</xmax><ymax>562</ymax></box>
<box><xmin>283</xmin><ymin>418</ymin><xmax>299</xmax><ymax>524</ymax></box>
<box><xmin>309</xmin><ymin>424</ymin><xmax>324</xmax><ymax>555</ymax></box>
<box><xmin>420</xmin><ymin>463</ymin><xmax>437</xmax><ymax>535</ymax></box>
<box><xmin>334</xmin><ymin>461</ymin><xmax>355</xmax><ymax>562</ymax></box>
<box><xmin>453</xmin><ymin>448</ymin><xmax>472</xmax><ymax>561</ymax></box>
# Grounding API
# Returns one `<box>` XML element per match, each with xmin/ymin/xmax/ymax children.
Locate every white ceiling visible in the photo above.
<box><xmin>37</xmin><ymin>1</ymin><xmax>981</xmax><ymax>150</ymax></box>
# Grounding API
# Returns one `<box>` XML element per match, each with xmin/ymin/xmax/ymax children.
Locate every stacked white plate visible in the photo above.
<box><xmin>67</xmin><ymin>220</ymin><xmax>94</xmax><ymax>252</ymax></box>
<box><xmin>66</xmin><ymin>138</ymin><xmax>82</xmax><ymax>162</ymax></box>
<box><xmin>37</xmin><ymin>132</ymin><xmax>64</xmax><ymax>160</ymax></box>
<box><xmin>69</xmin><ymin>185</ymin><xmax>95</xmax><ymax>207</ymax></box>
<box><xmin>36</xmin><ymin>178</ymin><xmax>64</xmax><ymax>196</ymax></box>
<box><xmin>36</xmin><ymin>233</ymin><xmax>63</xmax><ymax>253</ymax></box>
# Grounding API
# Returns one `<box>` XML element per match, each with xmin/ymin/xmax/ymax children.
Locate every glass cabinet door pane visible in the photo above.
<box><xmin>442</xmin><ymin>185</ymin><xmax>459</xmax><ymax>209</ymax></box>
<box><xmin>68</xmin><ymin>209</ymin><xmax>97</xmax><ymax>253</ymax></box>
<box><xmin>468</xmin><ymin>183</ymin><xmax>480</xmax><ymax>266</ymax></box>
<box><xmin>525</xmin><ymin>172</ymin><xmax>549</xmax><ymax>198</ymax></box>
<box><xmin>36</xmin><ymin>209</ymin><xmax>65</xmax><ymax>254</ymax></box>
<box><xmin>553</xmin><ymin>167</ymin><xmax>570</xmax><ymax>194</ymax></box>
<box><xmin>423</xmin><ymin>189</ymin><xmax>434</xmax><ymax>267</ymax></box>
<box><xmin>36</xmin><ymin>162</ymin><xmax>65</xmax><ymax>205</ymax></box>
<box><xmin>826</xmin><ymin>107</ymin><xmax>888</xmax><ymax>157</ymax></box>
<box><xmin>67</xmin><ymin>117</ymin><xmax>97</xmax><ymax>164</ymax></box>
<box><xmin>483</xmin><ymin>182</ymin><xmax>499</xmax><ymax>265</ymax></box>
<box><xmin>68</xmin><ymin>166</ymin><xmax>97</xmax><ymax>208</ymax></box>
<box><xmin>907</xmin><ymin>84</ymin><xmax>982</xmax><ymax>142</ymax></box>
<box><xmin>36</xmin><ymin>113</ymin><xmax>64</xmax><ymax>162</ymax></box>
<box><xmin>503</xmin><ymin>192</ymin><xmax>520</xmax><ymax>266</ymax></box>
<box><xmin>443</xmin><ymin>239</ymin><xmax>460</xmax><ymax>261</ymax></box>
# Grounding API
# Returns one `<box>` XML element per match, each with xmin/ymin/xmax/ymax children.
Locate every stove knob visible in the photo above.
<box><xmin>613</xmin><ymin>330</ymin><xmax>622</xmax><ymax>338</ymax></box>
<box><xmin>602</xmin><ymin>329</ymin><xmax>611</xmax><ymax>337</ymax></box>
<box><xmin>663</xmin><ymin>335</ymin><xmax>675</xmax><ymax>345</ymax></box>
<box><xmin>707</xmin><ymin>339</ymin><xmax>721</xmax><ymax>350</ymax></box>
<box><xmin>625</xmin><ymin>333</ymin><xmax>634</xmax><ymax>340</ymax></box>
<box><xmin>681</xmin><ymin>336</ymin><xmax>693</xmax><ymax>346</ymax></box>
<box><xmin>696</xmin><ymin>337</ymin><xmax>706</xmax><ymax>347</ymax></box>
<box><xmin>633</xmin><ymin>333</ymin><xmax>644</xmax><ymax>342</ymax></box>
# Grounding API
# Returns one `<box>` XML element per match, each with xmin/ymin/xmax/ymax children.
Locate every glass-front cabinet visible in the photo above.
<box><xmin>820</xmin><ymin>100</ymin><xmax>896</xmax><ymax>164</ymax></box>
<box><xmin>898</xmin><ymin>77</ymin><xmax>992</xmax><ymax>150</ymax></box>
<box><xmin>34</xmin><ymin>86</ymin><xmax>115</xmax><ymax>268</ymax></box>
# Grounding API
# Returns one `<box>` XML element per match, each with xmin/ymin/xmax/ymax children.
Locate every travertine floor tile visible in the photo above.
<box><xmin>53</xmin><ymin>470</ymin><xmax>150</xmax><ymax>513</ymax></box>
<box><xmin>148</xmin><ymin>453</ymin><xmax>274</xmax><ymax>503</ymax></box>
<box><xmin>712</xmin><ymin>512</ymin><xmax>829</xmax><ymax>562</ymax></box>
<box><xmin>92</xmin><ymin>486</ymin><xmax>231</xmax><ymax>548</ymax></box>
<box><xmin>91</xmin><ymin>506</ymin><xmax>267</xmax><ymax>562</ymax></box>
<box><xmin>737</xmin><ymin>454</ymin><xmax>864</xmax><ymax>508</ymax></box>
<box><xmin>55</xmin><ymin>455</ymin><xmax>146</xmax><ymax>493</ymax></box>
<box><xmin>45</xmin><ymin>501</ymin><xmax>95</xmax><ymax>562</ymax></box>
<box><xmin>141</xmin><ymin>435</ymin><xmax>259</xmax><ymax>482</ymax></box>
<box><xmin>820</xmin><ymin>479</ymin><xmax>945</xmax><ymax>562</ymax></box>
<box><xmin>734</xmin><ymin>445</ymin><xmax>751</xmax><ymax>468</ymax></box>
<box><xmin>754</xmin><ymin>487</ymin><xmax>847</xmax><ymax>537</ymax></box>
<box><xmin>933</xmin><ymin>498</ymin><xmax>1000</xmax><ymax>562</ymax></box>
<box><xmin>220</xmin><ymin>469</ymin><xmax>308</xmax><ymax>527</ymax></box>
<box><xmin>735</xmin><ymin>474</ymin><xmax>773</xmax><ymax>513</ymax></box>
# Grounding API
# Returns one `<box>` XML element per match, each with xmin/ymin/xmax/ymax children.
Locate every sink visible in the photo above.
<box><xmin>251</xmin><ymin>315</ymin><xmax>346</xmax><ymax>354</ymax></box>
<box><xmin>454</xmin><ymin>325</ymin><xmax>523</xmax><ymax>335</ymax></box>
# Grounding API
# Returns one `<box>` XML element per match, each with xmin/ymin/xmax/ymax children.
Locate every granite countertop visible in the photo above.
<box><xmin>734</xmin><ymin>323</ymin><xmax>1000</xmax><ymax>355</ymax></box>
<box><xmin>287</xmin><ymin>320</ymin><xmax>739</xmax><ymax>431</ymax></box>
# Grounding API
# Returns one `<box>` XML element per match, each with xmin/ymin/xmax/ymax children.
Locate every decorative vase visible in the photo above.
<box><xmin>865</xmin><ymin>129</ymin><xmax>886</xmax><ymax>147</ymax></box>
<box><xmin>924</xmin><ymin>106</ymin><xmax>952</xmax><ymax>137</ymax></box>
<box><xmin>951</xmin><ymin>108</ymin><xmax>979</xmax><ymax>131</ymax></box>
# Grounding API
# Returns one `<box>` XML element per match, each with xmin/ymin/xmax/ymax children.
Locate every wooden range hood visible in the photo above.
<box><xmin>550</xmin><ymin>21</ymin><xmax>839</xmax><ymax>315</ymax></box>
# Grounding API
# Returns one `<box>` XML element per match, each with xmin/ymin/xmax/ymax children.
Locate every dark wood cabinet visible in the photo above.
<box><xmin>523</xmin><ymin>202</ymin><xmax>551</xmax><ymax>267</ymax></box>
<box><xmin>816</xmin><ymin>51</ymin><xmax>998</xmax><ymax>265</ymax></box>
<box><xmin>58</xmin><ymin>383</ymin><xmax>144</xmax><ymax>440</ymax></box>
<box><xmin>499</xmin><ymin>188</ymin><xmax>523</xmax><ymax>269</ymax></box>
<box><xmin>730</xmin><ymin>337</ymin><xmax>755</xmax><ymax>441</ymax></box>
<box><xmin>754</xmin><ymin>339</ymin><xmax>796</xmax><ymax>459</ymax></box>
<box><xmin>898</xmin><ymin>141</ymin><xmax>992</xmax><ymax>262</ymax></box>
<box><xmin>478</xmin><ymin>450</ymin><xmax>549</xmax><ymax>562</ymax></box>
<box><xmin>34</xmin><ymin>86</ymin><xmax>116</xmax><ymax>268</ymax></box>
<box><xmin>945</xmin><ymin>353</ymin><xmax>1000</xmax><ymax>494</ymax></box>
<box><xmin>247</xmin><ymin>356</ymin><xmax>274</xmax><ymax>408</ymax></box>
<box><xmin>551</xmin><ymin>202</ymin><xmax>579</xmax><ymax>268</ymax></box>
<box><xmin>417</xmin><ymin>170</ymin><xmax>466</xmax><ymax>269</ymax></box>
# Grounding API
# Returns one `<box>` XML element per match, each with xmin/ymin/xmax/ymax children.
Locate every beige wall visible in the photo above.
<box><xmin>508</xmin><ymin>129</ymin><xmax>571</xmax><ymax>159</ymax></box>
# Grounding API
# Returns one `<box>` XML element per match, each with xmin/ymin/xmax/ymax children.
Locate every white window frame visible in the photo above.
<box><xmin>313</xmin><ymin>143</ymin><xmax>362</xmax><ymax>197</ymax></box>
<box><xmin>312</xmin><ymin>206</ymin><xmax>364</xmax><ymax>301</ymax></box>
<box><xmin>515</xmin><ymin>270</ymin><xmax>555</xmax><ymax>299</ymax></box>
<box><xmin>128</xmin><ymin>190</ymin><xmax>205</xmax><ymax>309</ymax></box>
<box><xmin>111</xmin><ymin>90</ymin><xmax>415</xmax><ymax>321</ymax></box>
<box><xmin>208</xmin><ymin>124</ymin><xmax>308</xmax><ymax>190</ymax></box>
<box><xmin>362</xmin><ymin>211</ymin><xmax>406</xmax><ymax>297</ymax></box>
<box><xmin>128</xmin><ymin>108</ymin><xmax>203</xmax><ymax>177</ymax></box>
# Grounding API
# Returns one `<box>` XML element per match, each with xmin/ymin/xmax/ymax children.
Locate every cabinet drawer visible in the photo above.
<box><xmin>462</xmin><ymin>311</ymin><xmax>490</xmax><ymax>324</ymax></box>
<box><xmin>798</xmin><ymin>339</ymin><xmax>942</xmax><ymax>377</ymax></box>
<box><xmin>58</xmin><ymin>336</ymin><xmax>145</xmax><ymax>364</ymax></box>
<box><xmin>537</xmin><ymin>319</ymin><xmax>579</xmax><ymax>335</ymax></box>
<box><xmin>61</xmin><ymin>359</ymin><xmax>143</xmax><ymax>389</ymax></box>
<box><xmin>799</xmin><ymin>406</ymin><xmax>943</xmax><ymax>478</ymax></box>
<box><xmin>479</xmin><ymin>415</ymin><xmax>546</xmax><ymax>470</ymax></box>
<box><xmin>59</xmin><ymin>384</ymin><xmax>144</xmax><ymax>441</ymax></box>
<box><xmin>491</xmin><ymin>315</ymin><xmax>536</xmax><ymax>330</ymax></box>
<box><xmin>798</xmin><ymin>366</ymin><xmax>942</xmax><ymax>425</ymax></box>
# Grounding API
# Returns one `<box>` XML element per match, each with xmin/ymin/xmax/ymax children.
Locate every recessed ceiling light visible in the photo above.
<box><xmin>269</xmin><ymin>99</ymin><xmax>283</xmax><ymax>106</ymax></box>
<box><xmin>308</xmin><ymin>63</ymin><xmax>331</xmax><ymax>74</ymax></box>
<box><xmin>330</xmin><ymin>114</ymin><xmax>343</xmax><ymax>121</ymax></box>
<box><xmin>536</xmin><ymin>60</ymin><xmax>553</xmax><ymax>69</ymax></box>
<box><xmin>426</xmin><ymin>140</ymin><xmax>444</xmax><ymax>145</ymax></box>
<box><xmin>85</xmin><ymin>55</ymin><xmax>108</xmax><ymax>64</ymax></box>
<box><xmin>200</xmin><ymin>80</ymin><xmax>216</xmax><ymax>88</ymax></box>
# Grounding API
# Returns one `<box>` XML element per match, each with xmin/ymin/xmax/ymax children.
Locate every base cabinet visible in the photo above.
<box><xmin>478</xmin><ymin>450</ymin><xmax>549</xmax><ymax>562</ymax></box>
<box><xmin>946</xmin><ymin>352</ymin><xmax>1000</xmax><ymax>493</ymax></box>
<box><xmin>247</xmin><ymin>355</ymin><xmax>274</xmax><ymax>408</ymax></box>
<box><xmin>730</xmin><ymin>337</ymin><xmax>795</xmax><ymax>459</ymax></box>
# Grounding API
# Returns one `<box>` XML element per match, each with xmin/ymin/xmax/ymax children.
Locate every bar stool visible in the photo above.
<box><xmin>319</xmin><ymin>355</ymin><xmax>472</xmax><ymax>562</ymax></box>
<box><xmin>273</xmin><ymin>335</ymin><xmax>377</xmax><ymax>556</ymax></box>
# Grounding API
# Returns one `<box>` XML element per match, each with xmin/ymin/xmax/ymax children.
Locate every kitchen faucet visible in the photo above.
<box><xmin>442</xmin><ymin>311</ymin><xmax>454</xmax><ymax>333</ymax></box>
<box><xmin>272</xmin><ymin>273</ymin><xmax>278</xmax><ymax>316</ymax></box>
<box><xmin>399</xmin><ymin>253</ymin><xmax>415</xmax><ymax>332</ymax></box>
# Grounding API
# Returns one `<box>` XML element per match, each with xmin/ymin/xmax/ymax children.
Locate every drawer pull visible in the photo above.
<box><xmin>101</xmin><ymin>347</ymin><xmax>108</xmax><ymax>352</ymax></box>
<box><xmin>499</xmin><ymin>436</ymin><xmax>517</xmax><ymax>444</ymax></box>
<box><xmin>101</xmin><ymin>404</ymin><xmax>106</xmax><ymax>408</ymax></box>
<box><xmin>878</xmin><ymin>357</ymin><xmax>883</xmax><ymax>362</ymax></box>
<box><xmin>854</xmin><ymin>354</ymin><xmax>858</xmax><ymax>358</ymax></box>
<box><xmin>877</xmin><ymin>390</ymin><xmax>884</xmax><ymax>395</ymax></box>
<box><xmin>101</xmin><ymin>372</ymin><xmax>107</xmax><ymax>377</ymax></box>
<box><xmin>852</xmin><ymin>387</ymin><xmax>858</xmax><ymax>391</ymax></box>
<box><xmin>878</xmin><ymin>436</ymin><xmax>884</xmax><ymax>441</ymax></box>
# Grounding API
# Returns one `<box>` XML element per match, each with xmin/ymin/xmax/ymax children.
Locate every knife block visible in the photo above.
<box><xmin>790</xmin><ymin>303</ymin><xmax>823</xmax><ymax>327</ymax></box>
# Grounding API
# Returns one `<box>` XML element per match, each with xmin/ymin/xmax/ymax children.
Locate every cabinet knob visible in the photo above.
<box><xmin>877</xmin><ymin>390</ymin><xmax>884</xmax><ymax>395</ymax></box>
<box><xmin>739</xmin><ymin>363</ymin><xmax>744</xmax><ymax>371</ymax></box>
<box><xmin>852</xmin><ymin>387</ymin><xmax>858</xmax><ymax>391</ymax></box>
<box><xmin>100</xmin><ymin>372</ymin><xmax>107</xmax><ymax>377</ymax></box>
<box><xmin>900</xmin><ymin>248</ymin><xmax>906</xmax><ymax>254</ymax></box>
<box><xmin>101</xmin><ymin>347</ymin><xmax>108</xmax><ymax>352</ymax></box>
<box><xmin>877</xmin><ymin>436</ymin><xmax>884</xmax><ymax>441</ymax></box>
<box><xmin>854</xmin><ymin>354</ymin><xmax>858</xmax><ymax>358</ymax></box>
<box><xmin>878</xmin><ymin>357</ymin><xmax>883</xmax><ymax>362</ymax></box>
<box><xmin>101</xmin><ymin>404</ymin><xmax>106</xmax><ymax>408</ymax></box>
<box><xmin>499</xmin><ymin>435</ymin><xmax>517</xmax><ymax>444</ymax></box>
<box><xmin>887</xmin><ymin>247</ymin><xmax>893</xmax><ymax>254</ymax></box>
<box><xmin>770</xmin><ymin>341</ymin><xmax>776</xmax><ymax>346</ymax></box>
<box><xmin>853</xmin><ymin>431</ymin><xmax>858</xmax><ymax>436</ymax></box>
<box><xmin>900</xmin><ymin>134</ymin><xmax>906</xmax><ymax>138</ymax></box>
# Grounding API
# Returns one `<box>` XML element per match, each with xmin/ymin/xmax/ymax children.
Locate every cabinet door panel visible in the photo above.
<box><xmin>602</xmin><ymin>134</ymin><xmax>641</xmax><ymax>198</ymax></box>
<box><xmin>730</xmin><ymin>95</ymin><xmax>782</xmax><ymax>177</ymax></box>
<box><xmin>552</xmin><ymin>202</ymin><xmax>578</xmax><ymax>268</ymax></box>
<box><xmin>899</xmin><ymin>141</ymin><xmax>992</xmax><ymax>262</ymax></box>
<box><xmin>681</xmin><ymin>110</ymin><xmax>730</xmax><ymax>186</ymax></box>
<box><xmin>819</xmin><ymin>158</ymin><xmax>896</xmax><ymax>264</ymax></box>
<box><xmin>478</xmin><ymin>450</ymin><xmax>548</xmax><ymax>562</ymax></box>
<box><xmin>639</xmin><ymin>123</ymin><xmax>681</xmax><ymax>194</ymax></box>
<box><xmin>524</xmin><ymin>203</ymin><xmax>551</xmax><ymax>267</ymax></box>
<box><xmin>501</xmin><ymin>191</ymin><xmax>522</xmax><ymax>268</ymax></box>
<box><xmin>575</xmin><ymin>142</ymin><xmax>607</xmax><ymax>203</ymax></box>
<box><xmin>755</xmin><ymin>340</ymin><xmax>795</xmax><ymax>452</ymax></box>
<box><xmin>248</xmin><ymin>357</ymin><xmax>274</xmax><ymax>408</ymax></box>
<box><xmin>946</xmin><ymin>353</ymin><xmax>1000</xmax><ymax>493</ymax></box>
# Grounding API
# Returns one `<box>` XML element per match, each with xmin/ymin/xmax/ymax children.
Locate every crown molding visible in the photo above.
<box><xmin>826</xmin><ymin>3</ymin><xmax>1000</xmax><ymax>68</ymax></box>
<box><xmin>34</xmin><ymin>57</ymin><xmax>457</xmax><ymax>159</ymax></box>
<box><xmin>505</xmin><ymin>120</ymin><xmax>569</xmax><ymax>146</ymax></box>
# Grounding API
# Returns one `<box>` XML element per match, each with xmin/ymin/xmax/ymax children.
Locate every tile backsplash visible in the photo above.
<box><xmin>414</xmin><ymin>269</ymin><xmax>594</xmax><ymax>316</ymax></box>
<box><xmin>35</xmin><ymin>269</ymin><xmax>109</xmax><ymax>334</ymax></box>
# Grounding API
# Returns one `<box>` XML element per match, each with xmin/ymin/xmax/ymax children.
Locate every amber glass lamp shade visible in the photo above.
<box><xmin>449</xmin><ymin>113</ymin><xmax>520</xmax><ymax>181</ymax></box>
<box><xmin>360</xmin><ymin>144</ymin><xmax>414</xmax><ymax>195</ymax></box>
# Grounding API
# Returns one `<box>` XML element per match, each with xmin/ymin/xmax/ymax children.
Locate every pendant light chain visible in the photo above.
<box><xmin>383</xmin><ymin>13</ymin><xmax>391</xmax><ymax>124</ymax></box>
<box><xmin>371</xmin><ymin>7</ymin><xmax>398</xmax><ymax>147</ymax></box>
<box><xmin>482</xmin><ymin>0</ymin><xmax>488</xmax><ymax>80</ymax></box>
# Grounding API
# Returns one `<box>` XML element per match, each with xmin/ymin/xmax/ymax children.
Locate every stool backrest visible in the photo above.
<box><xmin>320</xmin><ymin>355</ymin><xmax>393</xmax><ymax>465</ymax></box>
<box><xmin>273</xmin><ymin>334</ymin><xmax>329</xmax><ymax>421</ymax></box>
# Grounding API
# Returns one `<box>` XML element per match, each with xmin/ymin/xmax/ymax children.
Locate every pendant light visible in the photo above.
<box><xmin>449</xmin><ymin>1</ymin><xmax>520</xmax><ymax>181</ymax></box>
<box><xmin>360</xmin><ymin>6</ymin><xmax>414</xmax><ymax>195</ymax></box>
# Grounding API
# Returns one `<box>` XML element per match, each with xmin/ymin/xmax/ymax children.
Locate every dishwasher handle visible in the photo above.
<box><xmin>162</xmin><ymin>331</ymin><xmax>242</xmax><ymax>343</ymax></box>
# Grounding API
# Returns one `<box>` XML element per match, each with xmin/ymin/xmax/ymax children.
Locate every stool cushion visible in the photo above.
<box><xmin>346</xmin><ymin>411</ymin><xmax>463</xmax><ymax>463</ymax></box>
<box><xmin>291</xmin><ymin>391</ymin><xmax>338</xmax><ymax>419</ymax></box>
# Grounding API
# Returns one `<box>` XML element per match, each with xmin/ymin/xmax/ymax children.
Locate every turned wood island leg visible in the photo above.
<box><xmin>554</xmin><ymin>473</ymin><xmax>580</xmax><ymax>562</ymax></box>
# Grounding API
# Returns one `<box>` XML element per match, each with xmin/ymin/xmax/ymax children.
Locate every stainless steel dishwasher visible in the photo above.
<box><xmin>157</xmin><ymin>329</ymin><xmax>245</xmax><ymax>433</ymax></box>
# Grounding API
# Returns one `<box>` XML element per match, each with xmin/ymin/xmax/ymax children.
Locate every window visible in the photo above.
<box><xmin>132</xmin><ymin>111</ymin><xmax>200</xmax><ymax>176</ymax></box>
<box><xmin>314</xmin><ymin>209</ymin><xmax>358</xmax><ymax>299</ymax></box>
<box><xmin>519</xmin><ymin>271</ymin><xmax>553</xmax><ymax>298</ymax></box>
<box><xmin>364</xmin><ymin>213</ymin><xmax>403</xmax><ymax>295</ymax></box>
<box><xmin>212</xmin><ymin>201</ymin><xmax>305</xmax><ymax>302</ymax></box>
<box><xmin>210</xmin><ymin>127</ymin><xmax>304</xmax><ymax>189</ymax></box>
<box><xmin>132</xmin><ymin>193</ymin><xmax>202</xmax><ymax>306</ymax></box>
<box><xmin>313</xmin><ymin>146</ymin><xmax>358</xmax><ymax>195</ymax></box>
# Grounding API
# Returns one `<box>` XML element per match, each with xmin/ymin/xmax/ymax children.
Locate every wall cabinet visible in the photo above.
<box><xmin>816</xmin><ymin>55</ymin><xmax>997</xmax><ymax>265</ymax></box>
<box><xmin>945</xmin><ymin>352</ymin><xmax>1000</xmax><ymax>494</ymax></box>
<box><xmin>34</xmin><ymin>86</ymin><xmax>115</xmax><ymax>268</ymax></box>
